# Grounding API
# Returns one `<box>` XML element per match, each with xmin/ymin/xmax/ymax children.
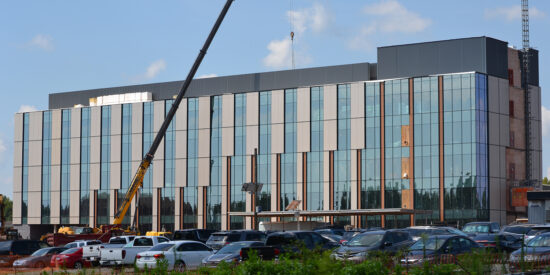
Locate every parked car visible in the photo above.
<box><xmin>509</xmin><ymin>232</ymin><xmax>550</xmax><ymax>271</ymax></box>
<box><xmin>172</xmin><ymin>229</ymin><xmax>215</xmax><ymax>243</ymax></box>
<box><xmin>461</xmin><ymin>222</ymin><xmax>500</xmax><ymax>236</ymax></box>
<box><xmin>401</xmin><ymin>235</ymin><xmax>480</xmax><ymax>267</ymax></box>
<box><xmin>50</xmin><ymin>247</ymin><xmax>90</xmax><ymax>269</ymax></box>
<box><xmin>83</xmin><ymin>236</ymin><xmax>135</xmax><ymax>265</ymax></box>
<box><xmin>501</xmin><ymin>224</ymin><xmax>537</xmax><ymax>237</ymax></box>
<box><xmin>0</xmin><ymin>240</ymin><xmax>50</xmax><ymax>267</ymax></box>
<box><xmin>523</xmin><ymin>225</ymin><xmax>550</xmax><ymax>244</ymax></box>
<box><xmin>135</xmin><ymin>241</ymin><xmax>213</xmax><ymax>271</ymax></box>
<box><xmin>472</xmin><ymin>233</ymin><xmax>523</xmax><ymax>253</ymax></box>
<box><xmin>404</xmin><ymin>226</ymin><xmax>468</xmax><ymax>242</ymax></box>
<box><xmin>64</xmin><ymin>240</ymin><xmax>102</xmax><ymax>248</ymax></box>
<box><xmin>99</xmin><ymin>236</ymin><xmax>170</xmax><ymax>266</ymax></box>
<box><xmin>206</xmin><ymin>230</ymin><xmax>266</xmax><ymax>250</ymax></box>
<box><xmin>13</xmin><ymin>247</ymin><xmax>67</xmax><ymax>268</ymax></box>
<box><xmin>242</xmin><ymin>231</ymin><xmax>337</xmax><ymax>260</ymax></box>
<box><xmin>202</xmin><ymin>241</ymin><xmax>264</xmax><ymax>267</ymax></box>
<box><xmin>332</xmin><ymin>230</ymin><xmax>413</xmax><ymax>262</ymax></box>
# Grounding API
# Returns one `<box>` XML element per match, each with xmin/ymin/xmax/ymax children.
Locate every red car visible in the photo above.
<box><xmin>50</xmin><ymin>247</ymin><xmax>89</xmax><ymax>269</ymax></box>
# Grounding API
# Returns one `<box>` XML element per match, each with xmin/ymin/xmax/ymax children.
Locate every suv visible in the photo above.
<box><xmin>266</xmin><ymin>231</ymin><xmax>338</xmax><ymax>252</ymax></box>
<box><xmin>173</xmin><ymin>229</ymin><xmax>215</xmax><ymax>243</ymax></box>
<box><xmin>0</xmin><ymin>240</ymin><xmax>50</xmax><ymax>267</ymax></box>
<box><xmin>206</xmin><ymin>231</ymin><xmax>266</xmax><ymax>250</ymax></box>
<box><xmin>332</xmin><ymin>230</ymin><xmax>413</xmax><ymax>261</ymax></box>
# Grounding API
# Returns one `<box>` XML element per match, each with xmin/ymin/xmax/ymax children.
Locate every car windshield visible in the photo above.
<box><xmin>31</xmin><ymin>248</ymin><xmax>51</xmax><ymax>256</ymax></box>
<box><xmin>410</xmin><ymin>238</ymin><xmax>447</xmax><ymax>251</ymax></box>
<box><xmin>0</xmin><ymin>241</ymin><xmax>12</xmax><ymax>251</ymax></box>
<box><xmin>149</xmin><ymin>244</ymin><xmax>174</xmax><ymax>251</ymax></box>
<box><xmin>462</xmin><ymin>225</ymin><xmax>490</xmax><ymax>233</ymax></box>
<box><xmin>342</xmin><ymin>232</ymin><xmax>361</xmax><ymax>240</ymax></box>
<box><xmin>109</xmin><ymin>238</ymin><xmax>127</xmax><ymax>244</ymax></box>
<box><xmin>527</xmin><ymin>228</ymin><xmax>550</xmax><ymax>236</ymax></box>
<box><xmin>446</xmin><ymin>228</ymin><xmax>467</xmax><ymax>236</ymax></box>
<box><xmin>61</xmin><ymin>248</ymin><xmax>80</xmax><ymax>255</ymax></box>
<box><xmin>216</xmin><ymin>242</ymin><xmax>252</xmax><ymax>254</ymax></box>
<box><xmin>346</xmin><ymin>233</ymin><xmax>384</xmax><ymax>247</ymax></box>
<box><xmin>527</xmin><ymin>235</ymin><xmax>550</xmax><ymax>247</ymax></box>
<box><xmin>209</xmin><ymin>234</ymin><xmax>227</xmax><ymax>242</ymax></box>
<box><xmin>503</xmin><ymin>226</ymin><xmax>532</xmax><ymax>235</ymax></box>
<box><xmin>266</xmin><ymin>235</ymin><xmax>296</xmax><ymax>246</ymax></box>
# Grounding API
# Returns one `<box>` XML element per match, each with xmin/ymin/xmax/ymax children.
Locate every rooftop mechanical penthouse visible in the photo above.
<box><xmin>13</xmin><ymin>37</ymin><xmax>542</xmax><ymax>238</ymax></box>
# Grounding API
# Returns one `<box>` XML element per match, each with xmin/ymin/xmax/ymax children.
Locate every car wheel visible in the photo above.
<box><xmin>35</xmin><ymin>262</ymin><xmax>45</xmax><ymax>268</ymax></box>
<box><xmin>74</xmin><ymin>261</ymin><xmax>83</xmax><ymax>269</ymax></box>
<box><xmin>174</xmin><ymin>261</ymin><xmax>186</xmax><ymax>272</ymax></box>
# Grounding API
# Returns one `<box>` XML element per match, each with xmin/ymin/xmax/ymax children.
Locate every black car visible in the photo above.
<box><xmin>172</xmin><ymin>229</ymin><xmax>215</xmax><ymax>243</ymax></box>
<box><xmin>509</xmin><ymin>232</ymin><xmax>550</xmax><ymax>270</ymax></box>
<box><xmin>206</xmin><ymin>230</ymin><xmax>266</xmax><ymax>250</ymax></box>
<box><xmin>401</xmin><ymin>235</ymin><xmax>480</xmax><ymax>267</ymax></box>
<box><xmin>265</xmin><ymin>231</ymin><xmax>338</xmax><ymax>253</ymax></box>
<box><xmin>0</xmin><ymin>240</ymin><xmax>50</xmax><ymax>267</ymax></box>
<box><xmin>332</xmin><ymin>230</ymin><xmax>413</xmax><ymax>262</ymax></box>
<box><xmin>472</xmin><ymin>233</ymin><xmax>523</xmax><ymax>253</ymax></box>
<box><xmin>501</xmin><ymin>224</ymin><xmax>537</xmax><ymax>237</ymax></box>
<box><xmin>202</xmin><ymin>241</ymin><xmax>264</xmax><ymax>267</ymax></box>
<box><xmin>462</xmin><ymin>222</ymin><xmax>500</xmax><ymax>236</ymax></box>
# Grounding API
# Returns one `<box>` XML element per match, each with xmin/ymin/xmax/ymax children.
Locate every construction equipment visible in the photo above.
<box><xmin>112</xmin><ymin>0</ymin><xmax>234</xmax><ymax>229</ymax></box>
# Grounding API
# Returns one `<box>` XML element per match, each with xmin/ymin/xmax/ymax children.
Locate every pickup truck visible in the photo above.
<box><xmin>83</xmin><ymin>236</ymin><xmax>135</xmax><ymax>266</ymax></box>
<box><xmin>99</xmin><ymin>236</ymin><xmax>170</xmax><ymax>266</ymax></box>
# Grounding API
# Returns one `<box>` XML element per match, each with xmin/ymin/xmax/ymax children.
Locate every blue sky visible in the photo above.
<box><xmin>0</xmin><ymin>0</ymin><xmax>548</xmax><ymax>198</ymax></box>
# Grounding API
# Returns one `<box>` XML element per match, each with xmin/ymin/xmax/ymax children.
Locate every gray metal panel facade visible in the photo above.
<box><xmin>377</xmin><ymin>37</ymin><xmax>508</xmax><ymax>80</ymax></box>
<box><xmin>49</xmin><ymin>63</ymin><xmax>372</xmax><ymax>109</ymax></box>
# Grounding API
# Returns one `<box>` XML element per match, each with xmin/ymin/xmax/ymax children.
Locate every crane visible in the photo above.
<box><xmin>112</xmin><ymin>0</ymin><xmax>234</xmax><ymax>226</ymax></box>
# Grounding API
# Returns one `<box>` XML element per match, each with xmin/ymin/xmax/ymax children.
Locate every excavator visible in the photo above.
<box><xmin>43</xmin><ymin>0</ymin><xmax>234</xmax><ymax>246</ymax></box>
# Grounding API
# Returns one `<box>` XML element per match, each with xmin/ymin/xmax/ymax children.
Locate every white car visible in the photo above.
<box><xmin>135</xmin><ymin>241</ymin><xmax>213</xmax><ymax>271</ymax></box>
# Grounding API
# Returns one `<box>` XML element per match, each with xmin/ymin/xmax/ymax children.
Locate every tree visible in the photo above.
<box><xmin>1</xmin><ymin>196</ymin><xmax>12</xmax><ymax>222</ymax></box>
<box><xmin>544</xmin><ymin>177</ymin><xmax>549</xmax><ymax>186</ymax></box>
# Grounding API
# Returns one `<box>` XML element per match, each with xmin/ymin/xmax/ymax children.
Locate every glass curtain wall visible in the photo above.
<box><xmin>383</xmin><ymin>79</ymin><xmax>410</xmax><ymax>228</ymax></box>
<box><xmin>443</xmin><ymin>73</ymin><xmax>488</xmax><ymax>223</ymax></box>
<box><xmin>307</xmin><ymin>87</ymin><xmax>323</xmax><ymax>211</ymax></box>
<box><xmin>334</xmin><ymin>84</ymin><xmax>351</xmax><ymax>226</ymax></box>
<box><xmin>139</xmin><ymin>102</ymin><xmax>154</xmax><ymax>233</ymax></box>
<box><xmin>42</xmin><ymin>111</ymin><xmax>52</xmax><ymax>224</ymax></box>
<box><xmin>98</xmin><ymin>106</ymin><xmax>111</xmax><ymax>225</ymax></box>
<box><xmin>60</xmin><ymin>110</ymin><xmax>71</xmax><ymax>224</ymax></box>
<box><xmin>231</xmin><ymin>94</ymin><xmax>246</xmax><ymax>229</ymax></box>
<box><xmin>118</xmin><ymin>104</ymin><xmax>132</xmax><ymax>227</ymax></box>
<box><xmin>161</xmin><ymin>100</ymin><xmax>175</xmax><ymax>232</ymax></box>
<box><xmin>80</xmin><ymin>108</ymin><xmax>90</xmax><ymax>225</ymax></box>
<box><xmin>184</xmin><ymin>98</ymin><xmax>199</xmax><ymax>229</ymax></box>
<box><xmin>258</xmin><ymin>91</ymin><xmax>271</xmax><ymax>213</ymax></box>
<box><xmin>412</xmin><ymin>77</ymin><xmax>440</xmax><ymax>224</ymax></box>
<box><xmin>281</xmin><ymin>89</ymin><xmax>297</xmax><ymax>209</ymax></box>
<box><xmin>21</xmin><ymin>113</ymin><xmax>29</xmax><ymax>224</ymax></box>
<box><xmin>207</xmin><ymin>96</ymin><xmax>222</xmax><ymax>230</ymax></box>
<box><xmin>361</xmin><ymin>83</ymin><xmax>381</xmax><ymax>227</ymax></box>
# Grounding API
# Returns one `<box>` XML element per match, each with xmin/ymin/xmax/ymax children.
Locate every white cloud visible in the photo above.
<box><xmin>197</xmin><ymin>73</ymin><xmax>218</xmax><ymax>79</ymax></box>
<box><xmin>485</xmin><ymin>5</ymin><xmax>546</xmax><ymax>22</ymax></box>
<box><xmin>29</xmin><ymin>34</ymin><xmax>54</xmax><ymax>51</ymax></box>
<box><xmin>144</xmin><ymin>59</ymin><xmax>166</xmax><ymax>79</ymax></box>
<box><xmin>18</xmin><ymin>105</ymin><xmax>37</xmax><ymax>113</ymax></box>
<box><xmin>542</xmin><ymin>106</ymin><xmax>550</xmax><ymax>137</ymax></box>
<box><xmin>263</xmin><ymin>3</ymin><xmax>326</xmax><ymax>69</ymax></box>
<box><xmin>263</xmin><ymin>38</ymin><xmax>292</xmax><ymax>69</ymax></box>
<box><xmin>349</xmin><ymin>0</ymin><xmax>430</xmax><ymax>51</ymax></box>
<box><xmin>363</xmin><ymin>0</ymin><xmax>431</xmax><ymax>33</ymax></box>
<box><xmin>287</xmin><ymin>3</ymin><xmax>331</xmax><ymax>35</ymax></box>
<box><xmin>131</xmin><ymin>59</ymin><xmax>166</xmax><ymax>83</ymax></box>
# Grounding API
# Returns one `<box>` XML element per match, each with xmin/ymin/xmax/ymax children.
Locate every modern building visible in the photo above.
<box><xmin>13</xmin><ymin>36</ymin><xmax>542</xmax><ymax>237</ymax></box>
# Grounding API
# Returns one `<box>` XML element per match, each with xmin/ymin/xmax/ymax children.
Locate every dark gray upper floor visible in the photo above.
<box><xmin>49</xmin><ymin>36</ymin><xmax>539</xmax><ymax>109</ymax></box>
